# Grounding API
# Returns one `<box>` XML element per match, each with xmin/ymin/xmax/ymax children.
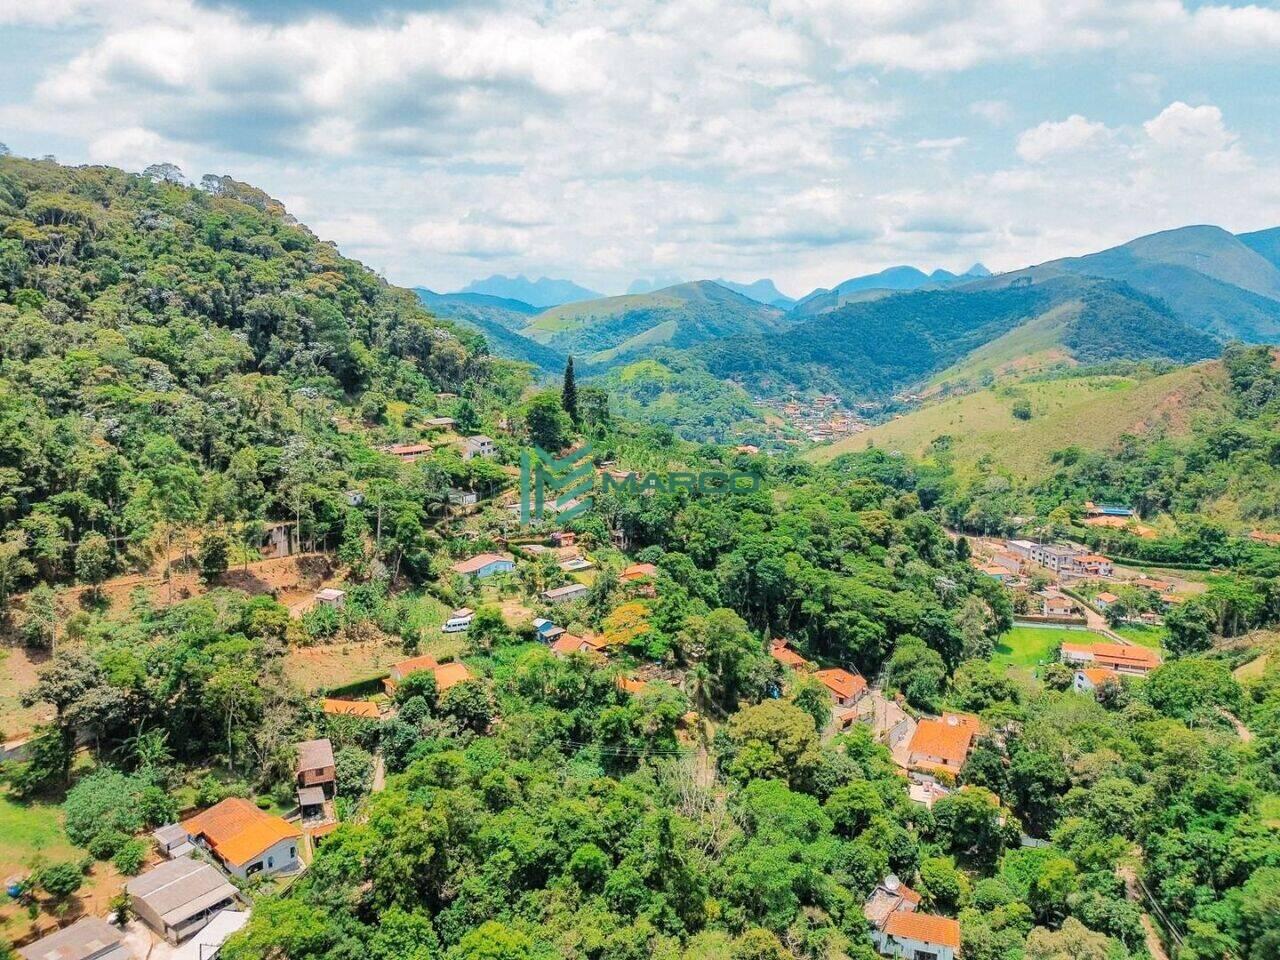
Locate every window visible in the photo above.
<box><xmin>290</xmin><ymin>846</ymin><xmax>296</xmax><ymax>858</ymax></box>
<box><xmin>913</xmin><ymin>952</ymin><xmax>938</xmax><ymax>960</ymax></box>
<box><xmin>267</xmin><ymin>856</ymin><xmax>274</xmax><ymax>868</ymax></box>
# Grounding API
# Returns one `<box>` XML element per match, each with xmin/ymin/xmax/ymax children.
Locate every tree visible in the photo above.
<box><xmin>1023</xmin><ymin>917</ymin><xmax>1110</xmax><ymax>960</ymax></box>
<box><xmin>34</xmin><ymin>862</ymin><xmax>83</xmax><ymax>902</ymax></box>
<box><xmin>789</xmin><ymin>675</ymin><xmax>832</xmax><ymax>733</ymax></box>
<box><xmin>198</xmin><ymin>530</ymin><xmax>230</xmax><ymax>584</ymax></box>
<box><xmin>1012</xmin><ymin>399</ymin><xmax>1032</xmax><ymax>421</ymax></box>
<box><xmin>561</xmin><ymin>356</ymin><xmax>579</xmax><ymax>424</ymax></box>
<box><xmin>439</xmin><ymin>679</ymin><xmax>494</xmax><ymax>733</ymax></box>
<box><xmin>0</xmin><ymin>531</ymin><xmax>36</xmax><ymax>607</ymax></box>
<box><xmin>524</xmin><ymin>390</ymin><xmax>572</xmax><ymax>451</ymax></box>
<box><xmin>334</xmin><ymin>746</ymin><xmax>375</xmax><ymax>794</ymax></box>
<box><xmin>7</xmin><ymin>727</ymin><xmax>73</xmax><ymax>797</ymax></box>
<box><xmin>143</xmin><ymin>162</ymin><xmax>185</xmax><ymax>183</ymax></box>
<box><xmin>719</xmin><ymin>700</ymin><xmax>821</xmax><ymax>789</ymax></box>
<box><xmin>932</xmin><ymin>786</ymin><xmax>1015</xmax><ymax>867</ymax></box>
<box><xmin>1165</xmin><ymin>600</ymin><xmax>1215</xmax><ymax>657</ymax></box>
<box><xmin>22</xmin><ymin>582</ymin><xmax>58</xmax><ymax>651</ymax></box>
<box><xmin>446</xmin><ymin>921</ymin><xmax>535</xmax><ymax>960</ymax></box>
<box><xmin>75</xmin><ymin>531</ymin><xmax>111</xmax><ymax>600</ymax></box>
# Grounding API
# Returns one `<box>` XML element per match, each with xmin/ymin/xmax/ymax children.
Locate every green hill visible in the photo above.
<box><xmin>969</xmin><ymin>225</ymin><xmax>1280</xmax><ymax>342</ymax></box>
<box><xmin>696</xmin><ymin>277</ymin><xmax>1216</xmax><ymax>401</ymax></box>
<box><xmin>521</xmin><ymin>280</ymin><xmax>787</xmax><ymax>366</ymax></box>
<box><xmin>414</xmin><ymin>288</ymin><xmax>565</xmax><ymax>371</ymax></box>
<box><xmin>807</xmin><ymin>361</ymin><xmax>1231</xmax><ymax>479</ymax></box>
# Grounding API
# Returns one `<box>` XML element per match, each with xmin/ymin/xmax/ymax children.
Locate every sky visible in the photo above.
<box><xmin>2</xmin><ymin>0</ymin><xmax>1280</xmax><ymax>297</ymax></box>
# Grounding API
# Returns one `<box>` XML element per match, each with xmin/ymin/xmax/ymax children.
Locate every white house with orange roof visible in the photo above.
<box><xmin>382</xmin><ymin>655</ymin><xmax>475</xmax><ymax>695</ymax></box>
<box><xmin>1060</xmin><ymin>641</ymin><xmax>1161</xmax><ymax>676</ymax></box>
<box><xmin>864</xmin><ymin>875</ymin><xmax>960</xmax><ymax>960</ymax></box>
<box><xmin>1074</xmin><ymin>666</ymin><xmax>1120</xmax><ymax>693</ymax></box>
<box><xmin>813</xmin><ymin>667</ymin><xmax>868</xmax><ymax>708</ymax></box>
<box><xmin>450</xmin><ymin>553</ymin><xmax>514</xmax><ymax>579</ymax></box>
<box><xmin>906</xmin><ymin>713</ymin><xmax>979</xmax><ymax>776</ymax></box>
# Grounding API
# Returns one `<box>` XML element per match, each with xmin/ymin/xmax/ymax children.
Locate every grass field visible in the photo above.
<box><xmin>807</xmin><ymin>362</ymin><xmax>1228</xmax><ymax>480</ymax></box>
<box><xmin>1261</xmin><ymin>794</ymin><xmax>1280</xmax><ymax>828</ymax></box>
<box><xmin>1112</xmin><ymin>624</ymin><xmax>1167</xmax><ymax>649</ymax></box>
<box><xmin>0</xmin><ymin>791</ymin><xmax>78</xmax><ymax>875</ymax></box>
<box><xmin>992</xmin><ymin>626</ymin><xmax>1081</xmax><ymax>667</ymax></box>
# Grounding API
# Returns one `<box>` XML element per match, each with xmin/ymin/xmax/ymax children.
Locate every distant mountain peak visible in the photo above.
<box><xmin>711</xmin><ymin>278</ymin><xmax>795</xmax><ymax>308</ymax></box>
<box><xmin>457</xmin><ymin>274</ymin><xmax>602</xmax><ymax>308</ymax></box>
<box><xmin>964</xmin><ymin>263</ymin><xmax>992</xmax><ymax>277</ymax></box>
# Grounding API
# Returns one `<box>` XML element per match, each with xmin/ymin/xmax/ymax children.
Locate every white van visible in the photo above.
<box><xmin>442</xmin><ymin>608</ymin><xmax>474</xmax><ymax>633</ymax></box>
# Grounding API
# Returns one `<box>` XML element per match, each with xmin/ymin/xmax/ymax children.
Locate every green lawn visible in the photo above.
<box><xmin>1260</xmin><ymin>794</ymin><xmax>1280</xmax><ymax>829</ymax></box>
<box><xmin>0</xmin><ymin>790</ymin><xmax>79</xmax><ymax>875</ymax></box>
<box><xmin>992</xmin><ymin>627</ymin><xmax>1080</xmax><ymax>667</ymax></box>
<box><xmin>1112</xmin><ymin>624</ymin><xmax>1167</xmax><ymax>649</ymax></box>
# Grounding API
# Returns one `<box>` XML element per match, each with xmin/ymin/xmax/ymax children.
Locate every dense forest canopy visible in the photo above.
<box><xmin>0</xmin><ymin>157</ymin><xmax>1278</xmax><ymax>960</ymax></box>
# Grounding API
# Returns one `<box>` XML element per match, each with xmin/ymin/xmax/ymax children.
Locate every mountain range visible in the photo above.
<box><xmin>458</xmin><ymin>274</ymin><xmax>602</xmax><ymax>307</ymax></box>
<box><xmin>415</xmin><ymin>223</ymin><xmax>1280</xmax><ymax>438</ymax></box>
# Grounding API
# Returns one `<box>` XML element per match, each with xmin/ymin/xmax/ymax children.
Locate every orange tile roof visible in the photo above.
<box><xmin>616</xmin><ymin>676</ymin><xmax>648</xmax><ymax>695</ymax></box>
<box><xmin>1080</xmin><ymin>667</ymin><xmax>1118</xmax><ymax>685</ymax></box>
<box><xmin>391</xmin><ymin>655</ymin><xmax>440</xmax><ymax>679</ymax></box>
<box><xmin>621</xmin><ymin>563</ymin><xmax>658</xmax><ymax>581</ymax></box>
<box><xmin>433</xmin><ymin>661</ymin><xmax>474</xmax><ymax>692</ymax></box>
<box><xmin>908</xmin><ymin>713</ymin><xmax>979</xmax><ymax>765</ymax></box>
<box><xmin>1095</xmin><ymin>592</ymin><xmax>1119</xmax><ymax>603</ymax></box>
<box><xmin>814</xmin><ymin>667</ymin><xmax>867</xmax><ymax>700</ymax></box>
<box><xmin>183</xmin><ymin>797</ymin><xmax>300</xmax><ymax>868</ymax></box>
<box><xmin>451</xmin><ymin>553</ymin><xmax>512</xmax><ymax>575</ymax></box>
<box><xmin>883</xmin><ymin>911</ymin><xmax>961</xmax><ymax>948</ymax></box>
<box><xmin>1062</xmin><ymin>642</ymin><xmax>1160</xmax><ymax>671</ymax></box>
<box><xmin>322</xmin><ymin>698</ymin><xmax>380</xmax><ymax>718</ymax></box>
<box><xmin>770</xmin><ymin>640</ymin><xmax>812</xmax><ymax>669</ymax></box>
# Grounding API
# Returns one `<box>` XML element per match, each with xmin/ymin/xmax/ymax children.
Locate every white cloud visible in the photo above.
<box><xmin>1142</xmin><ymin>101</ymin><xmax>1250</xmax><ymax>171</ymax></box>
<box><xmin>1016</xmin><ymin>115</ymin><xmax>1113</xmax><ymax>163</ymax></box>
<box><xmin>2</xmin><ymin>0</ymin><xmax>1279</xmax><ymax>291</ymax></box>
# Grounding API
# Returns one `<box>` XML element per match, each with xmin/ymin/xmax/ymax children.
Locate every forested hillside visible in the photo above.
<box><xmin>0</xmin><ymin>155</ymin><xmax>526</xmax><ymax>588</ymax></box>
<box><xmin>697</xmin><ymin>278</ymin><xmax>1217</xmax><ymax>401</ymax></box>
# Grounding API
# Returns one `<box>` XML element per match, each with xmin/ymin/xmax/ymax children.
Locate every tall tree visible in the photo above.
<box><xmin>562</xmin><ymin>355</ymin><xmax>579</xmax><ymax>424</ymax></box>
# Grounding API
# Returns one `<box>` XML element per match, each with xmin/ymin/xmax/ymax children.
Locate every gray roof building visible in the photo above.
<box><xmin>126</xmin><ymin>857</ymin><xmax>238</xmax><ymax>944</ymax></box>
<box><xmin>17</xmin><ymin>917</ymin><xmax>130</xmax><ymax>960</ymax></box>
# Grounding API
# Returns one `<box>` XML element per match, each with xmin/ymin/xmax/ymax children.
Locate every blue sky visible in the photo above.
<box><xmin>2</xmin><ymin>0</ymin><xmax>1279</xmax><ymax>296</ymax></box>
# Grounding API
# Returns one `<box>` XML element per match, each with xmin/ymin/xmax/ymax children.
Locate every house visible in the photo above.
<box><xmin>1094</xmin><ymin>591</ymin><xmax>1119</xmax><ymax>609</ymax></box>
<box><xmin>1084</xmin><ymin>501</ymin><xmax>1134</xmax><ymax>518</ymax></box>
<box><xmin>448</xmin><ymin>488</ymin><xmax>479</xmax><ymax>507</ymax></box>
<box><xmin>976</xmin><ymin>562</ymin><xmax>1009</xmax><ymax>581</ymax></box>
<box><xmin>908</xmin><ymin>780</ymin><xmax>952</xmax><ymax>808</ymax></box>
<box><xmin>321</xmin><ymin>698</ymin><xmax>380</xmax><ymax>719</ymax></box>
<box><xmin>182</xmin><ymin>798</ymin><xmax>301</xmax><ymax>879</ymax></box>
<box><xmin>551</xmin><ymin>632</ymin><xmax>607</xmax><ymax>656</ymax></box>
<box><xmin>1074</xmin><ymin>553</ymin><xmax>1113</xmax><ymax>576</ymax></box>
<box><xmin>451</xmin><ymin>553</ymin><xmax>515</xmax><ymax>579</ymax></box>
<box><xmin>769</xmin><ymin>640</ymin><xmax>813</xmax><ymax>671</ymax></box>
<box><xmin>425</xmin><ymin>416</ymin><xmax>456</xmax><ymax>428</ymax></box>
<box><xmin>433</xmin><ymin>661</ymin><xmax>475</xmax><ymax>693</ymax></box>
<box><xmin>1005</xmin><ymin>539</ymin><xmax>1085</xmax><ymax>574</ymax></box>
<box><xmin>1060</xmin><ymin>642</ymin><xmax>1161</xmax><ymax>675</ymax></box>
<box><xmin>1074</xmin><ymin>667</ymin><xmax>1118</xmax><ymax>693</ymax></box>
<box><xmin>864</xmin><ymin>874</ymin><xmax>922</xmax><ymax>932</ymax></box>
<box><xmin>384</xmin><ymin>442</ymin><xmax>433</xmax><ymax>463</ymax></box>
<box><xmin>620</xmin><ymin>563</ymin><xmax>658</xmax><ymax>582</ymax></box>
<box><xmin>1250</xmin><ymin>529</ymin><xmax>1280</xmax><ymax>547</ymax></box>
<box><xmin>344</xmin><ymin>489</ymin><xmax>364</xmax><ymax>506</ymax></box>
<box><xmin>297</xmin><ymin>785</ymin><xmax>326</xmax><ymax>820</ymax></box>
<box><xmin>874</xmin><ymin>911</ymin><xmax>962</xmax><ymax>960</ymax></box>
<box><xmin>543</xmin><ymin>582</ymin><xmax>589</xmax><ymax>604</ymax></box>
<box><xmin>295</xmin><ymin>738</ymin><xmax>336</xmax><ymax>797</ymax></box>
<box><xmin>549</xmin><ymin>532</ymin><xmax>576</xmax><ymax>547</ymax></box>
<box><xmin>532</xmin><ymin>618</ymin><xmax>565</xmax><ymax>641</ymax></box>
<box><xmin>314</xmin><ymin>588</ymin><xmax>346</xmax><ymax>608</ymax></box>
<box><xmin>463</xmin><ymin>435</ymin><xmax>496</xmax><ymax>460</ymax></box>
<box><xmin>170</xmin><ymin>910</ymin><xmax>249</xmax><ymax>960</ymax></box>
<box><xmin>1041</xmin><ymin>594</ymin><xmax>1076</xmax><ymax>617</ymax></box>
<box><xmin>126</xmin><ymin>857</ymin><xmax>238</xmax><ymax>944</ymax></box>
<box><xmin>906</xmin><ymin>713</ymin><xmax>980</xmax><ymax>774</ymax></box>
<box><xmin>382</xmin><ymin>655</ymin><xmax>474</xmax><ymax>695</ymax></box>
<box><xmin>153</xmin><ymin>823</ymin><xmax>196</xmax><ymax>859</ymax></box>
<box><xmin>17</xmin><ymin>917</ymin><xmax>131</xmax><ymax>960</ymax></box>
<box><xmin>1131</xmin><ymin>576</ymin><xmax>1174</xmax><ymax>594</ymax></box>
<box><xmin>814</xmin><ymin>667</ymin><xmax>868</xmax><ymax>707</ymax></box>
<box><xmin>734</xmin><ymin>444</ymin><xmax>760</xmax><ymax>454</ymax></box>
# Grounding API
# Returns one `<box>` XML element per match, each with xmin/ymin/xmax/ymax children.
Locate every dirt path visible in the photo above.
<box><xmin>1117</xmin><ymin>862</ymin><xmax>1170</xmax><ymax>960</ymax></box>
<box><xmin>371</xmin><ymin>753</ymin><xmax>386</xmax><ymax>792</ymax></box>
<box><xmin>1217</xmin><ymin>708</ymin><xmax>1254</xmax><ymax>742</ymax></box>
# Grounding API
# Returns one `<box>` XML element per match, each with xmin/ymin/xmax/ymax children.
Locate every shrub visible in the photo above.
<box><xmin>35</xmin><ymin>862</ymin><xmax>83</xmax><ymax>901</ymax></box>
<box><xmin>87</xmin><ymin>830</ymin><xmax>129</xmax><ymax>861</ymax></box>
<box><xmin>112</xmin><ymin>839</ymin><xmax>148</xmax><ymax>876</ymax></box>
